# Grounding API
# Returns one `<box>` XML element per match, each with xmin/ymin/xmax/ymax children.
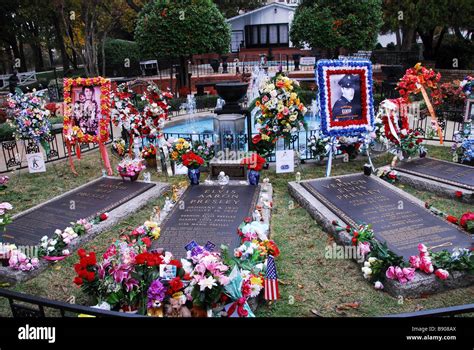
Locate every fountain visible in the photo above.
<box><xmin>210</xmin><ymin>82</ymin><xmax>249</xmax><ymax>180</ymax></box>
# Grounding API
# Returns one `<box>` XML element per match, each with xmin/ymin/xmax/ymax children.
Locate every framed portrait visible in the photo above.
<box><xmin>464</xmin><ymin>98</ymin><xmax>474</xmax><ymax>122</ymax></box>
<box><xmin>316</xmin><ymin>59</ymin><xmax>375</xmax><ymax>137</ymax></box>
<box><xmin>63</xmin><ymin>77</ymin><xmax>111</xmax><ymax>144</ymax></box>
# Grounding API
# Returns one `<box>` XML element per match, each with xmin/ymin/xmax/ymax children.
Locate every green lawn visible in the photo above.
<box><xmin>0</xmin><ymin>145</ymin><xmax>473</xmax><ymax>317</ymax></box>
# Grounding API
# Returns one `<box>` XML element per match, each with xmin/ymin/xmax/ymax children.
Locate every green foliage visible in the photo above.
<box><xmin>290</xmin><ymin>0</ymin><xmax>383</xmax><ymax>52</ymax></box>
<box><xmin>431</xmin><ymin>250</ymin><xmax>474</xmax><ymax>273</ymax></box>
<box><xmin>134</xmin><ymin>0</ymin><xmax>231</xmax><ymax>59</ymax></box>
<box><xmin>435</xmin><ymin>35</ymin><xmax>474</xmax><ymax>70</ymax></box>
<box><xmin>102</xmin><ymin>39</ymin><xmax>142</xmax><ymax>77</ymax></box>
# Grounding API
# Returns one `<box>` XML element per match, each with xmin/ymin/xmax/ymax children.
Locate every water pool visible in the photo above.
<box><xmin>164</xmin><ymin>115</ymin><xmax>321</xmax><ymax>134</ymax></box>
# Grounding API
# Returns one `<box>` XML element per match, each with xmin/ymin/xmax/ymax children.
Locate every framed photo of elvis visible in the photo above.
<box><xmin>63</xmin><ymin>77</ymin><xmax>111</xmax><ymax>144</ymax></box>
<box><xmin>316</xmin><ymin>59</ymin><xmax>375</xmax><ymax>137</ymax></box>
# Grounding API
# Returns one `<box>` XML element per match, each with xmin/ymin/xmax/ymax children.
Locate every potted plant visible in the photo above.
<box><xmin>182</xmin><ymin>151</ymin><xmax>205</xmax><ymax>185</ymax></box>
<box><xmin>39</xmin><ymin>227</ymin><xmax>78</xmax><ymax>261</ymax></box>
<box><xmin>117</xmin><ymin>158</ymin><xmax>146</xmax><ymax>181</ymax></box>
<box><xmin>241</xmin><ymin>153</ymin><xmax>266</xmax><ymax>185</ymax></box>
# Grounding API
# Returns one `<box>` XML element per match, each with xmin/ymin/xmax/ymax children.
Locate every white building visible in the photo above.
<box><xmin>227</xmin><ymin>3</ymin><xmax>297</xmax><ymax>53</ymax></box>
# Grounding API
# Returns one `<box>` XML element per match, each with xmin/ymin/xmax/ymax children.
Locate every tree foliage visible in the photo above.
<box><xmin>290</xmin><ymin>0</ymin><xmax>383</xmax><ymax>54</ymax></box>
<box><xmin>134</xmin><ymin>0</ymin><xmax>230</xmax><ymax>59</ymax></box>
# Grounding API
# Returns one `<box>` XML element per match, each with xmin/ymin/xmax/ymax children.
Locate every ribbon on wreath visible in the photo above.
<box><xmin>99</xmin><ymin>140</ymin><xmax>113</xmax><ymax>176</ymax></box>
<box><xmin>223</xmin><ymin>266</ymin><xmax>255</xmax><ymax>318</ymax></box>
<box><xmin>418</xmin><ymin>84</ymin><xmax>443</xmax><ymax>144</ymax></box>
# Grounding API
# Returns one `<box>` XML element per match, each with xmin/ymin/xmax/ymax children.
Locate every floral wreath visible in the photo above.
<box><xmin>316</xmin><ymin>59</ymin><xmax>375</xmax><ymax>137</ymax></box>
<box><xmin>63</xmin><ymin>77</ymin><xmax>111</xmax><ymax>144</ymax></box>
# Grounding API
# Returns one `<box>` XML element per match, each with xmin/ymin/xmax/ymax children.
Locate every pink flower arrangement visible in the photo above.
<box><xmin>385</xmin><ymin>266</ymin><xmax>416</xmax><ymax>284</ymax></box>
<box><xmin>9</xmin><ymin>250</ymin><xmax>40</xmax><ymax>271</ymax></box>
<box><xmin>358</xmin><ymin>242</ymin><xmax>371</xmax><ymax>256</ymax></box>
<box><xmin>117</xmin><ymin>158</ymin><xmax>146</xmax><ymax>177</ymax></box>
<box><xmin>185</xmin><ymin>247</ymin><xmax>230</xmax><ymax>308</ymax></box>
<box><xmin>409</xmin><ymin>243</ymin><xmax>450</xmax><ymax>280</ymax></box>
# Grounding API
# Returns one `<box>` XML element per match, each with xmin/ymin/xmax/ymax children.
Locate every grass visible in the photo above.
<box><xmin>0</xmin><ymin>145</ymin><xmax>473</xmax><ymax>317</ymax></box>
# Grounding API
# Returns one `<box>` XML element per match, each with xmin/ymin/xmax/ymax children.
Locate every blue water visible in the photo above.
<box><xmin>164</xmin><ymin>114</ymin><xmax>320</xmax><ymax>134</ymax></box>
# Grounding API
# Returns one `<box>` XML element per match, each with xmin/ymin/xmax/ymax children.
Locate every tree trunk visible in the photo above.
<box><xmin>417</xmin><ymin>29</ymin><xmax>435</xmax><ymax>60</ymax></box>
<box><xmin>177</xmin><ymin>56</ymin><xmax>190</xmax><ymax>91</ymax></box>
<box><xmin>401</xmin><ymin>27</ymin><xmax>415</xmax><ymax>51</ymax></box>
<box><xmin>52</xmin><ymin>12</ymin><xmax>70</xmax><ymax>71</ymax></box>
<box><xmin>434</xmin><ymin>26</ymin><xmax>447</xmax><ymax>58</ymax></box>
<box><xmin>395</xmin><ymin>29</ymin><xmax>402</xmax><ymax>50</ymax></box>
<box><xmin>31</xmin><ymin>26</ymin><xmax>44</xmax><ymax>71</ymax></box>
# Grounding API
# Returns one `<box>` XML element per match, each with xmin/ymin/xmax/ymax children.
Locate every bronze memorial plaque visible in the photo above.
<box><xmin>3</xmin><ymin>178</ymin><xmax>155</xmax><ymax>246</ymax></box>
<box><xmin>154</xmin><ymin>185</ymin><xmax>259</xmax><ymax>257</ymax></box>
<box><xmin>302</xmin><ymin>174</ymin><xmax>473</xmax><ymax>258</ymax></box>
<box><xmin>394</xmin><ymin>157</ymin><xmax>474</xmax><ymax>191</ymax></box>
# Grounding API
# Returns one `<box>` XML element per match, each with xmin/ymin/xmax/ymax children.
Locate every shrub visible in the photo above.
<box><xmin>101</xmin><ymin>39</ymin><xmax>142</xmax><ymax>77</ymax></box>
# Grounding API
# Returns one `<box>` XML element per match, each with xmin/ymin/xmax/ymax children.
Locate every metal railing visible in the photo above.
<box><xmin>0</xmin><ymin>124</ymin><xmax>115</xmax><ymax>174</ymax></box>
<box><xmin>384</xmin><ymin>304</ymin><xmax>474</xmax><ymax>318</ymax></box>
<box><xmin>0</xmin><ymin>288</ymin><xmax>145</xmax><ymax>317</ymax></box>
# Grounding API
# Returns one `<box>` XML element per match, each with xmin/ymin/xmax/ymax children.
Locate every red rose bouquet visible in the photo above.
<box><xmin>460</xmin><ymin>212</ymin><xmax>474</xmax><ymax>233</ymax></box>
<box><xmin>182</xmin><ymin>151</ymin><xmax>204</xmax><ymax>169</ymax></box>
<box><xmin>240</xmin><ymin>153</ymin><xmax>266</xmax><ymax>171</ymax></box>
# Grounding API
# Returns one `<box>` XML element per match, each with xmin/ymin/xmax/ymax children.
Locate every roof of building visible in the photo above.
<box><xmin>226</xmin><ymin>3</ymin><xmax>296</xmax><ymax>23</ymax></box>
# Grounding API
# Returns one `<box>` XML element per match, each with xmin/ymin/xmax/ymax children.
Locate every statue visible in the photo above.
<box><xmin>217</xmin><ymin>171</ymin><xmax>229</xmax><ymax>185</ymax></box>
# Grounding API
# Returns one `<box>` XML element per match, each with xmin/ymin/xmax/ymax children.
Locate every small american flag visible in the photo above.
<box><xmin>264</xmin><ymin>255</ymin><xmax>279</xmax><ymax>300</ymax></box>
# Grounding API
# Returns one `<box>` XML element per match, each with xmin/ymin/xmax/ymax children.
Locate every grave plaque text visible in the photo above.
<box><xmin>302</xmin><ymin>174</ymin><xmax>472</xmax><ymax>258</ymax></box>
<box><xmin>3</xmin><ymin>178</ymin><xmax>155</xmax><ymax>246</ymax></box>
<box><xmin>154</xmin><ymin>185</ymin><xmax>259</xmax><ymax>257</ymax></box>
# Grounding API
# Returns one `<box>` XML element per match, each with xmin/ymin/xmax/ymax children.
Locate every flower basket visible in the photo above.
<box><xmin>120</xmin><ymin>171</ymin><xmax>140</xmax><ymax>182</ymax></box>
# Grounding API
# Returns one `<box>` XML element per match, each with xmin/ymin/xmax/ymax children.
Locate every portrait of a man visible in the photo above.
<box><xmin>331</xmin><ymin>74</ymin><xmax>362</xmax><ymax>121</ymax></box>
<box><xmin>71</xmin><ymin>85</ymin><xmax>101</xmax><ymax>136</ymax></box>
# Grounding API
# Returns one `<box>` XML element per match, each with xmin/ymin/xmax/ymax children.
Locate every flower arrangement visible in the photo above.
<box><xmin>74</xmin><ymin>241</ymin><xmax>188</xmax><ymax>313</ymax></box>
<box><xmin>111</xmin><ymin>138</ymin><xmax>127</xmax><ymax>157</ymax></box>
<box><xmin>110</xmin><ymin>82</ymin><xmax>172</xmax><ymax>140</ymax></box>
<box><xmin>192</xmin><ymin>139</ymin><xmax>215</xmax><ymax>164</ymax></box>
<box><xmin>6</xmin><ymin>90</ymin><xmax>52</xmax><ymax>148</ymax></box>
<box><xmin>184</xmin><ymin>246</ymin><xmax>230</xmax><ymax>310</ymax></box>
<box><xmin>397</xmin><ymin>63</ymin><xmax>442</xmax><ymax>105</ymax></box>
<box><xmin>39</xmin><ymin>227</ymin><xmax>79</xmax><ymax>258</ymax></box>
<box><xmin>240</xmin><ymin>153</ymin><xmax>266</xmax><ymax>171</ymax></box>
<box><xmin>0</xmin><ymin>176</ymin><xmax>9</xmax><ymax>190</ymax></box>
<box><xmin>379</xmin><ymin>99</ymin><xmax>425</xmax><ymax>160</ymax></box>
<box><xmin>252</xmin><ymin>73</ymin><xmax>307</xmax><ymax>156</ymax></box>
<box><xmin>140</xmin><ymin>144</ymin><xmax>157</xmax><ymax>159</ymax></box>
<box><xmin>63</xmin><ymin>77</ymin><xmax>111</xmax><ymax>144</ymax></box>
<box><xmin>181</xmin><ymin>151</ymin><xmax>204</xmax><ymax>169</ymax></box>
<box><xmin>119</xmin><ymin>220</ymin><xmax>161</xmax><ymax>244</ymax></box>
<box><xmin>0</xmin><ymin>202</ymin><xmax>13</xmax><ymax>232</ymax></box>
<box><xmin>8</xmin><ymin>250</ymin><xmax>39</xmax><ymax>272</ymax></box>
<box><xmin>117</xmin><ymin>157</ymin><xmax>146</xmax><ymax>177</ymax></box>
<box><xmin>307</xmin><ymin>133</ymin><xmax>330</xmax><ymax>161</ymax></box>
<box><xmin>333</xmin><ymin>220</ymin><xmax>474</xmax><ymax>288</ymax></box>
<box><xmin>440</xmin><ymin>81</ymin><xmax>466</xmax><ymax>108</ymax></box>
<box><xmin>168</xmin><ymin>138</ymin><xmax>191</xmax><ymax>164</ymax></box>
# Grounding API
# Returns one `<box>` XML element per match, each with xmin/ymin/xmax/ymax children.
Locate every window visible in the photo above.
<box><xmin>244</xmin><ymin>23</ymin><xmax>289</xmax><ymax>48</ymax></box>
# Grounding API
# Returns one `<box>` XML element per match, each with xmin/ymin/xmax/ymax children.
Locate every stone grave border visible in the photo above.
<box><xmin>0</xmin><ymin>177</ymin><xmax>170</xmax><ymax>285</ymax></box>
<box><xmin>288</xmin><ymin>173</ymin><xmax>474</xmax><ymax>298</ymax></box>
<box><xmin>393</xmin><ymin>157</ymin><xmax>473</xmax><ymax>204</ymax></box>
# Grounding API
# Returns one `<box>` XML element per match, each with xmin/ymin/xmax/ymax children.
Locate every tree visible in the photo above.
<box><xmin>57</xmin><ymin>0</ymin><xmax>132</xmax><ymax>77</ymax></box>
<box><xmin>135</xmin><ymin>0</ymin><xmax>230</xmax><ymax>89</ymax></box>
<box><xmin>213</xmin><ymin>0</ymin><xmax>264</xmax><ymax>18</ymax></box>
<box><xmin>290</xmin><ymin>0</ymin><xmax>383</xmax><ymax>57</ymax></box>
<box><xmin>382</xmin><ymin>0</ymin><xmax>473</xmax><ymax>60</ymax></box>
